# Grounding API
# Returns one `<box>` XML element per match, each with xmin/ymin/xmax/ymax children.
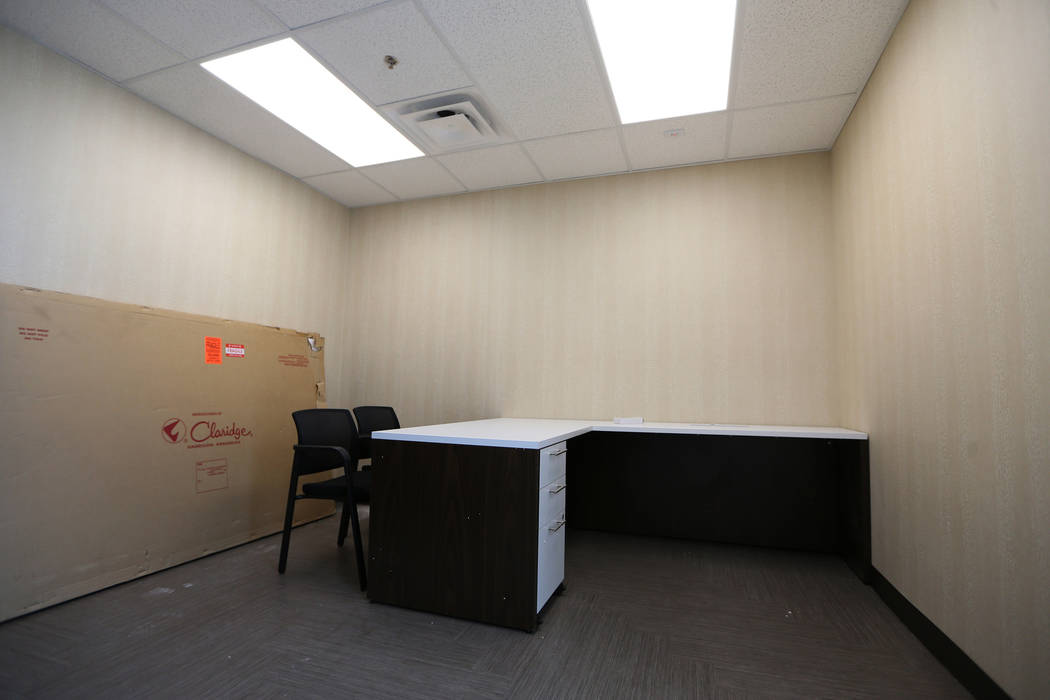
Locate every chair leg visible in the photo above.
<box><xmin>278</xmin><ymin>472</ymin><xmax>298</xmax><ymax>573</ymax></box>
<box><xmin>348</xmin><ymin>501</ymin><xmax>367</xmax><ymax>591</ymax></box>
<box><xmin>343</xmin><ymin>477</ymin><xmax>367</xmax><ymax>591</ymax></box>
<box><xmin>337</xmin><ymin>500</ymin><xmax>350</xmax><ymax>547</ymax></box>
<box><xmin>342</xmin><ymin>470</ymin><xmax>367</xmax><ymax>591</ymax></box>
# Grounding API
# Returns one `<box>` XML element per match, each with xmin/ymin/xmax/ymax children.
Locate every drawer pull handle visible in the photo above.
<box><xmin>548</xmin><ymin>448</ymin><xmax>568</xmax><ymax>457</ymax></box>
<box><xmin>548</xmin><ymin>520</ymin><xmax>566</xmax><ymax>534</ymax></box>
<box><xmin>548</xmin><ymin>483</ymin><xmax>567</xmax><ymax>495</ymax></box>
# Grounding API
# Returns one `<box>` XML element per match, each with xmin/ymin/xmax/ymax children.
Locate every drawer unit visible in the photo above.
<box><xmin>539</xmin><ymin>441</ymin><xmax>568</xmax><ymax>486</ymax></box>
<box><xmin>536</xmin><ymin>443</ymin><xmax>567</xmax><ymax>612</ymax></box>
<box><xmin>539</xmin><ymin>475</ymin><xmax>567</xmax><ymax>526</ymax></box>
<box><xmin>537</xmin><ymin>511</ymin><xmax>566</xmax><ymax>612</ymax></box>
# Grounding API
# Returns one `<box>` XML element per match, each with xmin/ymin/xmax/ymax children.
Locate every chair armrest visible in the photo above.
<box><xmin>293</xmin><ymin>444</ymin><xmax>351</xmax><ymax>468</ymax></box>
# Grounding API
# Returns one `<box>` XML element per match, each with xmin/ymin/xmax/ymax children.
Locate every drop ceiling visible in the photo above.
<box><xmin>0</xmin><ymin>0</ymin><xmax>909</xmax><ymax>208</ymax></box>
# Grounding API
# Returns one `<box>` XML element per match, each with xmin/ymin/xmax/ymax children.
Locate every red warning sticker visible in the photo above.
<box><xmin>225</xmin><ymin>343</ymin><xmax>245</xmax><ymax>358</ymax></box>
<box><xmin>205</xmin><ymin>336</ymin><xmax>222</xmax><ymax>364</ymax></box>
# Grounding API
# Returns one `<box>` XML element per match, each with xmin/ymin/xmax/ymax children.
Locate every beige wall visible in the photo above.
<box><xmin>831</xmin><ymin>0</ymin><xmax>1050</xmax><ymax>697</ymax></box>
<box><xmin>0</xmin><ymin>26</ymin><xmax>355</xmax><ymax>407</ymax></box>
<box><xmin>343</xmin><ymin>153</ymin><xmax>837</xmax><ymax>429</ymax></box>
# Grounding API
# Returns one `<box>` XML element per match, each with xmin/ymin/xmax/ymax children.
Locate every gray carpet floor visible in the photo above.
<box><xmin>0</xmin><ymin>511</ymin><xmax>969</xmax><ymax>698</ymax></box>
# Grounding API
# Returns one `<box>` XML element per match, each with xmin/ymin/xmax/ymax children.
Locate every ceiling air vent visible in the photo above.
<box><xmin>398</xmin><ymin>97</ymin><xmax>499</xmax><ymax>150</ymax></box>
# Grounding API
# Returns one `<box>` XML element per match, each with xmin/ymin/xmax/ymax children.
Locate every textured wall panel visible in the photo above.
<box><xmin>0</xmin><ymin>26</ymin><xmax>355</xmax><ymax>408</ymax></box>
<box><xmin>831</xmin><ymin>1</ymin><xmax>1050</xmax><ymax>697</ymax></box>
<box><xmin>342</xmin><ymin>153</ymin><xmax>837</xmax><ymax>432</ymax></box>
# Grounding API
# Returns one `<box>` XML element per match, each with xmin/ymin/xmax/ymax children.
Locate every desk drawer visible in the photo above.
<box><xmin>537</xmin><ymin>512</ymin><xmax>566</xmax><ymax>612</ymax></box>
<box><xmin>539</xmin><ymin>477</ymin><xmax>567</xmax><ymax>527</ymax></box>
<box><xmin>539</xmin><ymin>441</ymin><xmax>568</xmax><ymax>485</ymax></box>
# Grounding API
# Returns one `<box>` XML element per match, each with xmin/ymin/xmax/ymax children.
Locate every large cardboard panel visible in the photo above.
<box><xmin>0</xmin><ymin>283</ymin><xmax>332</xmax><ymax>621</ymax></box>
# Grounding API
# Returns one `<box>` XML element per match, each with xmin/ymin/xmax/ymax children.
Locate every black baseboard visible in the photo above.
<box><xmin>871</xmin><ymin>569</ymin><xmax>1010</xmax><ymax>699</ymax></box>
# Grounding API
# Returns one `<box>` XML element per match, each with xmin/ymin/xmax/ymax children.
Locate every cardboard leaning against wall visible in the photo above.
<box><xmin>0</xmin><ymin>283</ymin><xmax>332</xmax><ymax>621</ymax></box>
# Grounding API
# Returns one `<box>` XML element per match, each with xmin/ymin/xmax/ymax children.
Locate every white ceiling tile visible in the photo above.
<box><xmin>5</xmin><ymin>0</ymin><xmax>911</xmax><ymax>205</ymax></box>
<box><xmin>357</xmin><ymin>157</ymin><xmax>465</xmax><ymax>200</ymax></box>
<box><xmin>125</xmin><ymin>62</ymin><xmax>349</xmax><ymax>177</ymax></box>
<box><xmin>297</xmin><ymin>0</ymin><xmax>470</xmax><ymax>106</ymax></box>
<box><xmin>303</xmin><ymin>169</ymin><xmax>397</xmax><ymax>207</ymax></box>
<box><xmin>732</xmin><ymin>0</ymin><xmax>909</xmax><ymax>108</ymax></box>
<box><xmin>521</xmin><ymin>129</ymin><xmax>627</xmax><ymax>181</ymax></box>
<box><xmin>623</xmin><ymin>112</ymin><xmax>728</xmax><ymax>171</ymax></box>
<box><xmin>728</xmin><ymin>95</ymin><xmax>855</xmax><ymax>159</ymax></box>
<box><xmin>435</xmin><ymin>144</ymin><xmax>542</xmax><ymax>191</ymax></box>
<box><xmin>419</xmin><ymin>0</ymin><xmax>616</xmax><ymax>139</ymax></box>
<box><xmin>99</xmin><ymin>0</ymin><xmax>285</xmax><ymax>59</ymax></box>
<box><xmin>255</xmin><ymin>0</ymin><xmax>387</xmax><ymax>28</ymax></box>
<box><xmin>0</xmin><ymin>0</ymin><xmax>184</xmax><ymax>81</ymax></box>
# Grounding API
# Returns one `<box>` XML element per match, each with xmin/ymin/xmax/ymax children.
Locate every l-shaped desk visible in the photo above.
<box><xmin>368</xmin><ymin>418</ymin><xmax>869</xmax><ymax>632</ymax></box>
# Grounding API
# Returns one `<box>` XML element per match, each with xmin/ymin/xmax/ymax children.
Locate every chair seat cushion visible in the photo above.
<box><xmin>301</xmin><ymin>471</ymin><xmax>371</xmax><ymax>503</ymax></box>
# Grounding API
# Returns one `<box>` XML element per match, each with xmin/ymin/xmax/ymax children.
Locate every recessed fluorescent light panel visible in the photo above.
<box><xmin>587</xmin><ymin>0</ymin><xmax>737</xmax><ymax>124</ymax></box>
<box><xmin>202</xmin><ymin>38</ymin><xmax>423</xmax><ymax>167</ymax></box>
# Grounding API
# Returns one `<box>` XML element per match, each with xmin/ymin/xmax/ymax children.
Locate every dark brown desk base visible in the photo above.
<box><xmin>368</xmin><ymin>440</ymin><xmax>544</xmax><ymax>631</ymax></box>
<box><xmin>567</xmin><ymin>432</ymin><xmax>871</xmax><ymax>583</ymax></box>
<box><xmin>368</xmin><ymin>431</ymin><xmax>871</xmax><ymax>633</ymax></box>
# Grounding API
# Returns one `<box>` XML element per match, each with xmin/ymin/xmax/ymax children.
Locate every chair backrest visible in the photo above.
<box><xmin>291</xmin><ymin>409</ymin><xmax>359</xmax><ymax>475</ymax></box>
<box><xmin>352</xmin><ymin>406</ymin><xmax>401</xmax><ymax>435</ymax></box>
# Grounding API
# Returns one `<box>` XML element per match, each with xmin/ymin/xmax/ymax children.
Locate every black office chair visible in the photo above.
<box><xmin>278</xmin><ymin>408</ymin><xmax>369</xmax><ymax>590</ymax></box>
<box><xmin>352</xmin><ymin>406</ymin><xmax>401</xmax><ymax>464</ymax></box>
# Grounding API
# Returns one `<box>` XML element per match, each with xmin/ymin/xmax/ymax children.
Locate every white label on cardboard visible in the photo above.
<box><xmin>225</xmin><ymin>343</ymin><xmax>245</xmax><ymax>358</ymax></box>
<box><xmin>196</xmin><ymin>457</ymin><xmax>229</xmax><ymax>493</ymax></box>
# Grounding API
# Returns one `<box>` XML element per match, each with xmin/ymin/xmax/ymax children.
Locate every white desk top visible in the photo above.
<box><xmin>373</xmin><ymin>418</ymin><xmax>868</xmax><ymax>450</ymax></box>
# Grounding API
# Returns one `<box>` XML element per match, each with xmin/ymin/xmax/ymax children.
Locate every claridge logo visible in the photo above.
<box><xmin>161</xmin><ymin>415</ymin><xmax>254</xmax><ymax>447</ymax></box>
<box><xmin>161</xmin><ymin>418</ymin><xmax>187</xmax><ymax>444</ymax></box>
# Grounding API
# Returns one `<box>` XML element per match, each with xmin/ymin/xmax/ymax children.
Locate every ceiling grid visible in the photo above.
<box><xmin>0</xmin><ymin>0</ymin><xmax>911</xmax><ymax>208</ymax></box>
